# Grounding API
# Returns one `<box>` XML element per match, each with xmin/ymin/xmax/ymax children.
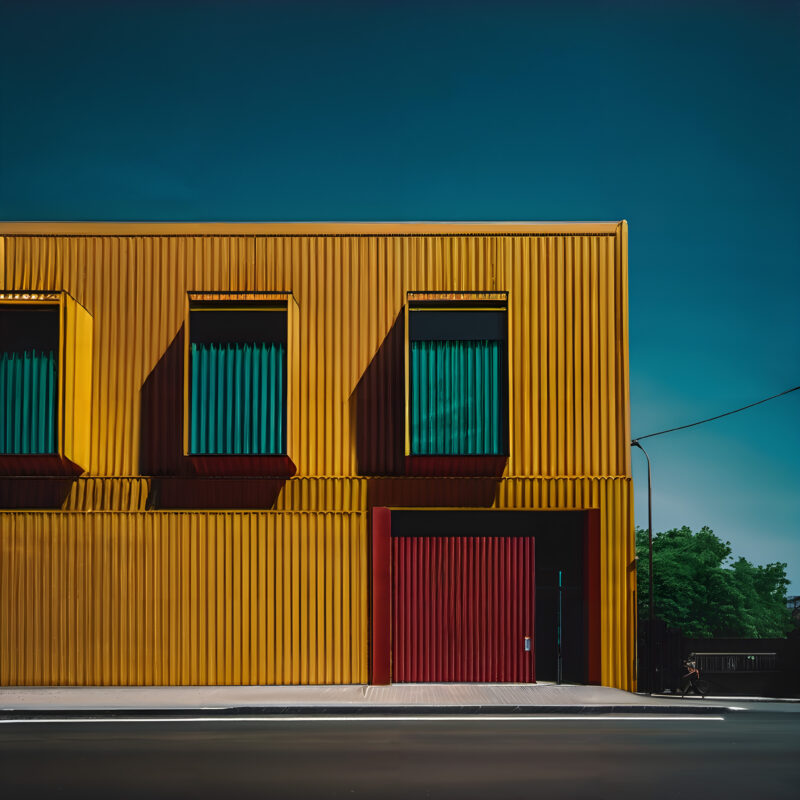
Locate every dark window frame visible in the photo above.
<box><xmin>404</xmin><ymin>295</ymin><xmax>510</xmax><ymax>458</ymax></box>
<box><xmin>186</xmin><ymin>302</ymin><xmax>289</xmax><ymax>457</ymax></box>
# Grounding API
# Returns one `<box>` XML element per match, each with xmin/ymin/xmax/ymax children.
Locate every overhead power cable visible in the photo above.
<box><xmin>632</xmin><ymin>384</ymin><xmax>800</xmax><ymax>443</ymax></box>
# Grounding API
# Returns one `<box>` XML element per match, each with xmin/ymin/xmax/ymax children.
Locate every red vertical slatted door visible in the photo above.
<box><xmin>392</xmin><ymin>535</ymin><xmax>535</xmax><ymax>682</ymax></box>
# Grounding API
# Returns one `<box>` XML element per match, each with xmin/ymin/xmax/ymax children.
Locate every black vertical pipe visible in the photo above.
<box><xmin>557</xmin><ymin>569</ymin><xmax>563</xmax><ymax>685</ymax></box>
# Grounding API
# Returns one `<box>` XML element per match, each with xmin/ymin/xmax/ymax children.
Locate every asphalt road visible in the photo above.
<box><xmin>2</xmin><ymin>711</ymin><xmax>799</xmax><ymax>799</ymax></box>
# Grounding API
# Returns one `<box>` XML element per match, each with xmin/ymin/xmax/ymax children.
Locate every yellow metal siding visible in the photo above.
<box><xmin>0</xmin><ymin>223</ymin><xmax>634</xmax><ymax>690</ymax></box>
<box><xmin>61</xmin><ymin>294</ymin><xmax>93</xmax><ymax>470</ymax></box>
<box><xmin>0</xmin><ymin>477</ymin><xmax>634</xmax><ymax>689</ymax></box>
<box><xmin>0</xmin><ymin>222</ymin><xmax>622</xmax><ymax>236</ymax></box>
<box><xmin>1</xmin><ymin>229</ymin><xmax>629</xmax><ymax>479</ymax></box>
<box><xmin>0</xmin><ymin>511</ymin><xmax>367</xmax><ymax>686</ymax></box>
<box><xmin>286</xmin><ymin>295</ymin><xmax>302</xmax><ymax>467</ymax></box>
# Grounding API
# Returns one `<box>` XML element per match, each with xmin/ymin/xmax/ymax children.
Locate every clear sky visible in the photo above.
<box><xmin>1</xmin><ymin>1</ymin><xmax>798</xmax><ymax>589</ymax></box>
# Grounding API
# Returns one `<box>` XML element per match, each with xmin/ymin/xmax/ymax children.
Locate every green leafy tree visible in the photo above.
<box><xmin>636</xmin><ymin>525</ymin><xmax>792</xmax><ymax>638</ymax></box>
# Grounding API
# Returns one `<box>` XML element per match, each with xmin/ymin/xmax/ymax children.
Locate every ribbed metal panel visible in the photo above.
<box><xmin>0</xmin><ymin>349</ymin><xmax>57</xmax><ymax>453</ymax></box>
<box><xmin>0</xmin><ymin>223</ymin><xmax>634</xmax><ymax>690</ymax></box>
<box><xmin>0</xmin><ymin>476</ymin><xmax>634</xmax><ymax>688</ymax></box>
<box><xmin>410</xmin><ymin>340</ymin><xmax>503</xmax><ymax>455</ymax></box>
<box><xmin>376</xmin><ymin>476</ymin><xmax>633</xmax><ymax>689</ymax></box>
<box><xmin>493</xmin><ymin>477</ymin><xmax>635</xmax><ymax>691</ymax></box>
<box><xmin>64</xmin><ymin>478</ymin><xmax>150</xmax><ymax>511</ymax></box>
<box><xmin>393</xmin><ymin>535</ymin><xmax>535</xmax><ymax>682</ymax></box>
<box><xmin>0</xmin><ymin>477</ymin><xmax>151</xmax><ymax>511</ymax></box>
<box><xmin>0</xmin><ymin>511</ymin><xmax>367</xmax><ymax>686</ymax></box>
<box><xmin>190</xmin><ymin>342</ymin><xmax>285</xmax><ymax>455</ymax></box>
<box><xmin>0</xmin><ymin>226</ymin><xmax>629</xmax><ymax>478</ymax></box>
<box><xmin>60</xmin><ymin>292</ymin><xmax>93</xmax><ymax>471</ymax></box>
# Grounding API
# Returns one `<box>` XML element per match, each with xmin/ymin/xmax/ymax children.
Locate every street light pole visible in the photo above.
<box><xmin>631</xmin><ymin>439</ymin><xmax>654</xmax><ymax>694</ymax></box>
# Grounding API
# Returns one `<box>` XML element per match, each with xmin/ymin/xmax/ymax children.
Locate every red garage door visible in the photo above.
<box><xmin>392</xmin><ymin>535</ymin><xmax>535</xmax><ymax>682</ymax></box>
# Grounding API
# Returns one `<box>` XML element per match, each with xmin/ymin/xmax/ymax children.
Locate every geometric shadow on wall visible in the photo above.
<box><xmin>147</xmin><ymin>477</ymin><xmax>286</xmax><ymax>510</ymax></box>
<box><xmin>140</xmin><ymin>325</ymin><xmax>289</xmax><ymax>509</ymax></box>
<box><xmin>351</xmin><ymin>311</ymin><xmax>406</xmax><ymax>475</ymax></box>
<box><xmin>0</xmin><ymin>477</ymin><xmax>75</xmax><ymax>509</ymax></box>
<box><xmin>351</xmin><ymin>310</ymin><xmax>508</xmax><ymax>482</ymax></box>
<box><xmin>140</xmin><ymin>326</ymin><xmax>184</xmax><ymax>477</ymax></box>
<box><xmin>365</xmin><ymin>476</ymin><xmax>500</xmax><ymax>510</ymax></box>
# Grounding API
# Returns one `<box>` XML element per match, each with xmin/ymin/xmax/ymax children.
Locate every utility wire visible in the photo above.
<box><xmin>632</xmin><ymin>384</ymin><xmax>800</xmax><ymax>443</ymax></box>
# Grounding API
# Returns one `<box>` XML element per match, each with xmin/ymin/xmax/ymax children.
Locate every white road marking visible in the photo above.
<box><xmin>0</xmin><ymin>714</ymin><xmax>727</xmax><ymax>724</ymax></box>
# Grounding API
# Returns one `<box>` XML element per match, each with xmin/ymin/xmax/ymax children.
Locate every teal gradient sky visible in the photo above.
<box><xmin>2</xmin><ymin>1</ymin><xmax>798</xmax><ymax>588</ymax></box>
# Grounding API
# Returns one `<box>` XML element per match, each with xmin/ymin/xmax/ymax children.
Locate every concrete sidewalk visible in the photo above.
<box><xmin>0</xmin><ymin>683</ymin><xmax>732</xmax><ymax>717</ymax></box>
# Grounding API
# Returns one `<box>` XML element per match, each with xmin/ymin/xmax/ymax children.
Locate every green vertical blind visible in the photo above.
<box><xmin>411</xmin><ymin>340</ymin><xmax>504</xmax><ymax>455</ymax></box>
<box><xmin>190</xmin><ymin>341</ymin><xmax>285</xmax><ymax>454</ymax></box>
<box><xmin>0</xmin><ymin>349</ymin><xmax>57</xmax><ymax>454</ymax></box>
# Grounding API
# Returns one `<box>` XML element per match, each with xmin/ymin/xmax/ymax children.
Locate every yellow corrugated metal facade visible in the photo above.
<box><xmin>0</xmin><ymin>512</ymin><xmax>367</xmax><ymax>686</ymax></box>
<box><xmin>0</xmin><ymin>222</ymin><xmax>635</xmax><ymax>689</ymax></box>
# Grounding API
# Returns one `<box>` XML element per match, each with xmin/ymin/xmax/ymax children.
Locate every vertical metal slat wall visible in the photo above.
<box><xmin>0</xmin><ymin>511</ymin><xmax>367</xmax><ymax>686</ymax></box>
<box><xmin>0</xmin><ymin>222</ymin><xmax>634</xmax><ymax>690</ymax></box>
<box><xmin>392</xmin><ymin>535</ymin><xmax>535</xmax><ymax>682</ymax></box>
<box><xmin>0</xmin><ymin>349</ymin><xmax>56</xmax><ymax>454</ymax></box>
<box><xmin>410</xmin><ymin>340</ymin><xmax>503</xmax><ymax>455</ymax></box>
<box><xmin>190</xmin><ymin>341</ymin><xmax>285</xmax><ymax>455</ymax></box>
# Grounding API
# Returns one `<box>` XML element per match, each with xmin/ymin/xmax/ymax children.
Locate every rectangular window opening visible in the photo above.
<box><xmin>408</xmin><ymin>302</ymin><xmax>508</xmax><ymax>457</ymax></box>
<box><xmin>0</xmin><ymin>306</ymin><xmax>59</xmax><ymax>455</ymax></box>
<box><xmin>188</xmin><ymin>304</ymin><xmax>288</xmax><ymax>456</ymax></box>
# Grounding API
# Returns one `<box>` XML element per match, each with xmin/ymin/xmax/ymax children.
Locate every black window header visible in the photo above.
<box><xmin>409</xmin><ymin>309</ymin><xmax>506</xmax><ymax>342</ymax></box>
<box><xmin>0</xmin><ymin>306</ymin><xmax>60</xmax><ymax>352</ymax></box>
<box><xmin>190</xmin><ymin>309</ymin><xmax>287</xmax><ymax>345</ymax></box>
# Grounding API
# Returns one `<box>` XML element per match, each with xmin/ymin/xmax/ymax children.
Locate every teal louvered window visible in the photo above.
<box><xmin>0</xmin><ymin>307</ymin><xmax>59</xmax><ymax>455</ymax></box>
<box><xmin>190</xmin><ymin>341</ymin><xmax>285</xmax><ymax>454</ymax></box>
<box><xmin>188</xmin><ymin>308</ymin><xmax>287</xmax><ymax>456</ymax></box>
<box><xmin>411</xmin><ymin>340</ymin><xmax>504</xmax><ymax>455</ymax></box>
<box><xmin>408</xmin><ymin>307</ymin><xmax>507</xmax><ymax>456</ymax></box>
<box><xmin>0</xmin><ymin>349</ymin><xmax>58</xmax><ymax>454</ymax></box>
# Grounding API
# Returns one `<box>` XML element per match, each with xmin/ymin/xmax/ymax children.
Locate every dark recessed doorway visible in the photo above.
<box><xmin>373</xmin><ymin>509</ymin><xmax>600</xmax><ymax>685</ymax></box>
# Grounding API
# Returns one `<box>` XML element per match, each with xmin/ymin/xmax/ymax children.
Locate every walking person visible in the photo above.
<box><xmin>680</xmin><ymin>654</ymin><xmax>706</xmax><ymax>698</ymax></box>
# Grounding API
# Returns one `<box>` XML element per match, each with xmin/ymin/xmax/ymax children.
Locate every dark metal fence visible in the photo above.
<box><xmin>638</xmin><ymin>625</ymin><xmax>800</xmax><ymax>697</ymax></box>
<box><xmin>694</xmin><ymin>652</ymin><xmax>777</xmax><ymax>673</ymax></box>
